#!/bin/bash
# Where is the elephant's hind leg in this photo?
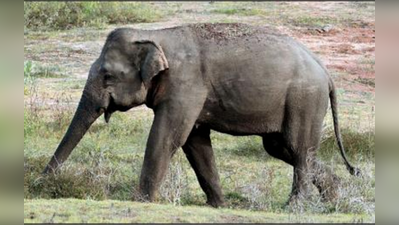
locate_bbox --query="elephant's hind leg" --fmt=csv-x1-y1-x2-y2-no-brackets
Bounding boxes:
262,132,316,206
266,131,341,205
262,133,294,165
262,134,310,205
283,133,319,206
182,126,224,208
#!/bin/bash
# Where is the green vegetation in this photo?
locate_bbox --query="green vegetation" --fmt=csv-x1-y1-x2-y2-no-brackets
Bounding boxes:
289,16,340,27
24,199,370,223
24,61,36,95
24,2,164,31
212,7,268,17
320,129,375,160
24,61,65,95
24,61,64,79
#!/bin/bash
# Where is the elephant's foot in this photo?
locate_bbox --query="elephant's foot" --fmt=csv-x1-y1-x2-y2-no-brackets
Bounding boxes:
285,162,313,211
135,191,156,203
206,198,225,208
284,192,310,212
311,160,341,202
137,182,160,203
286,179,312,211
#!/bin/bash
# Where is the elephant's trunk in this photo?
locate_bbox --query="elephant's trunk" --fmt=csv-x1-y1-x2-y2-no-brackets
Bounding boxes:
43,90,104,174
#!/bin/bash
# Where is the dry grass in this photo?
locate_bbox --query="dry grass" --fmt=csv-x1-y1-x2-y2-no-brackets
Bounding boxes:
24,2,164,31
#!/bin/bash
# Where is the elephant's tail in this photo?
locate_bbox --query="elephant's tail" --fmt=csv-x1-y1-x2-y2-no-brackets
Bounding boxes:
329,80,361,177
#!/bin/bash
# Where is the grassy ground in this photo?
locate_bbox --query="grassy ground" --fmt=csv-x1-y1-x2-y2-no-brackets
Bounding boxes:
24,2,375,223
24,2,164,31
24,199,369,223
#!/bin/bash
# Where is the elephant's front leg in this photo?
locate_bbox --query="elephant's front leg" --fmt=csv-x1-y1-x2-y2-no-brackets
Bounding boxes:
182,126,224,208
138,103,204,202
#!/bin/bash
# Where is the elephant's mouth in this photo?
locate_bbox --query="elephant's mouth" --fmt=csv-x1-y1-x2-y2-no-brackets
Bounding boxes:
104,95,141,123
104,95,117,123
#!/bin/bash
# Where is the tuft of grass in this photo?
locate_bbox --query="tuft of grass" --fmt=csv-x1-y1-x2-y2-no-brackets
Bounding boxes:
225,192,251,208
24,60,64,80
24,2,165,31
24,110,38,145
355,77,375,88
290,16,340,27
211,7,268,16
24,61,36,95
319,129,375,160
24,157,109,200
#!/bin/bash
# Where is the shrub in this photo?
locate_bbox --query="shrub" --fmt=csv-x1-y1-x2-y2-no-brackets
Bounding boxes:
24,2,164,31
24,156,108,200
212,7,267,16
24,61,36,93
319,129,375,160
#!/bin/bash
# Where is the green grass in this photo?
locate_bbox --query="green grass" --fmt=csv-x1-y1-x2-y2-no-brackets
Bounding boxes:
24,2,165,31
209,2,283,18
24,199,370,223
290,16,340,27
24,61,66,96
211,7,268,17
320,129,375,160
24,61,36,95
24,61,64,79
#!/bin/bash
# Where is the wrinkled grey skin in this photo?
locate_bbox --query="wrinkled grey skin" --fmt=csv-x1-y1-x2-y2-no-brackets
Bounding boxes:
43,23,360,207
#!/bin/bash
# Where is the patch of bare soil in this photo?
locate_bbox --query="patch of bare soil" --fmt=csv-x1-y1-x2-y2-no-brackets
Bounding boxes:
292,21,375,93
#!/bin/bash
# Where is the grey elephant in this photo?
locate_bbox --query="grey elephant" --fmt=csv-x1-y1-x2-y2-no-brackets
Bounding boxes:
43,23,359,207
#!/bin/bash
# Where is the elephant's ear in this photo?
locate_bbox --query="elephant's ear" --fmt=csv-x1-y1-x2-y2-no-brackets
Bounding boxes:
134,40,169,89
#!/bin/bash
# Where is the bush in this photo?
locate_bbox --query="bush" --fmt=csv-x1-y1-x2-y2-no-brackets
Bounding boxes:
319,129,375,160
24,110,37,143
24,61,36,87
24,157,108,200
212,8,267,16
24,2,164,31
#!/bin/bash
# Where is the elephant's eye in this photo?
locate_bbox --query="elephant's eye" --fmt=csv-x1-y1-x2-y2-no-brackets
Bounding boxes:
104,74,117,87
104,74,114,81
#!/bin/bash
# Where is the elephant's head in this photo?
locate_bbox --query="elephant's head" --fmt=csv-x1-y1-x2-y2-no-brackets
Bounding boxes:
43,29,169,173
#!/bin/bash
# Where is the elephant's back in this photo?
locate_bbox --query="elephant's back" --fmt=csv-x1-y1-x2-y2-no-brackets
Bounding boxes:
193,23,330,87
188,23,287,42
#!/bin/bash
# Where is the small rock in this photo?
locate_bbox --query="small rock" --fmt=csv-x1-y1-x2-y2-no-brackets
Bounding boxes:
316,24,334,33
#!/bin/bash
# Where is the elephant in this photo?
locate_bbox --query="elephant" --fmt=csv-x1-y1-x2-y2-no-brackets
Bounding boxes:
43,23,360,208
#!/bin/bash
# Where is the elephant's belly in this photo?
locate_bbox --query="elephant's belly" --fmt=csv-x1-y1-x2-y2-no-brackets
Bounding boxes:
197,105,285,136
196,84,288,135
